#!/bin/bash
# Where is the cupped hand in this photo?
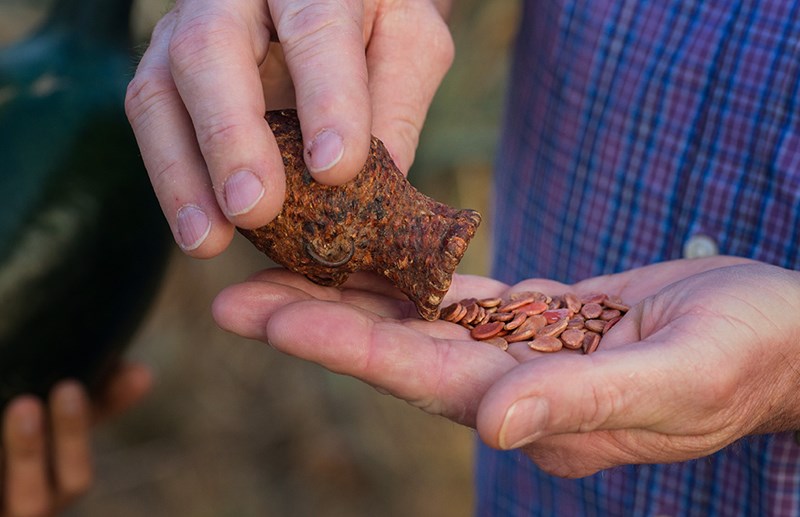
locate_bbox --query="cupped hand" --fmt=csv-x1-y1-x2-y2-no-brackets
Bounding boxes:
477,257,800,477
213,256,800,478
1,364,152,516
214,258,755,424
125,0,454,258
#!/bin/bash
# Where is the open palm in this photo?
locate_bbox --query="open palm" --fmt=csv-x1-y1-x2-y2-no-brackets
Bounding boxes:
213,255,800,477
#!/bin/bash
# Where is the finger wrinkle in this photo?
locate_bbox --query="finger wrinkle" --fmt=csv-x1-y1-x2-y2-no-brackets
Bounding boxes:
580,379,619,433
169,13,245,71
148,156,192,196
278,2,361,48
125,73,180,130
195,110,259,156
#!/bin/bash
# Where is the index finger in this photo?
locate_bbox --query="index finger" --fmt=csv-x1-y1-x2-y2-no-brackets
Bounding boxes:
168,0,287,228
266,300,516,426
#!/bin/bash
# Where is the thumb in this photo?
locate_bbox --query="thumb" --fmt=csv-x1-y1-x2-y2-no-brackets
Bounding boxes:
476,337,695,450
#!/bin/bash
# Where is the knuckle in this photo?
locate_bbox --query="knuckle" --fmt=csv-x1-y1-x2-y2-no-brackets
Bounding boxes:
197,111,248,154
278,2,355,54
424,15,455,70
124,71,177,128
398,0,454,71
168,13,238,75
578,382,621,432
703,364,740,408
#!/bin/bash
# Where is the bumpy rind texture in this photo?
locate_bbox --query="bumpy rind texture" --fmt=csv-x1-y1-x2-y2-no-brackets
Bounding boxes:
239,109,481,320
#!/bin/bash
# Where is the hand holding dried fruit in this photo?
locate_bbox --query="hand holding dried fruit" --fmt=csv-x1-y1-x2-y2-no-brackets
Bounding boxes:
126,0,455,258
240,110,481,321
214,256,800,478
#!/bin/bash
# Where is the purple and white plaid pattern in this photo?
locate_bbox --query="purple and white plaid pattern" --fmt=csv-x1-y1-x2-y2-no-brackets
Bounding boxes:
478,0,800,515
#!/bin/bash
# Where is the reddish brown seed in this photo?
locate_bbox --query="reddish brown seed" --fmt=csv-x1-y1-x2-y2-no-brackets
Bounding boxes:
567,316,585,330
600,309,621,321
542,308,571,324
484,336,509,351
440,302,462,322
448,292,630,356
603,315,622,334
580,302,603,319
471,321,505,340
490,311,515,322
504,311,528,331
582,331,600,354
603,298,630,312
509,291,546,302
564,292,582,313
452,303,468,323
607,294,624,305
581,293,608,305
506,327,537,343
535,292,551,303
537,317,568,338
584,319,606,333
560,328,585,350
516,314,547,335
462,302,481,324
443,303,466,323
478,297,503,308
529,335,563,353
516,301,549,316
498,296,535,313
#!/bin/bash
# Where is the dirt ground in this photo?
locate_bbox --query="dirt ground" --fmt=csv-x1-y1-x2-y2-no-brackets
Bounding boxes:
1,0,518,514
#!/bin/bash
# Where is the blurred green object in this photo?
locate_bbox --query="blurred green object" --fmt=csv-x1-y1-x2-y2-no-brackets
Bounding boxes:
0,0,171,407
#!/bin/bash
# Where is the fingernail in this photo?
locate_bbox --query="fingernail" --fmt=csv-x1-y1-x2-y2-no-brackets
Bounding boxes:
305,128,344,173
224,169,265,216
176,204,211,251
498,398,549,449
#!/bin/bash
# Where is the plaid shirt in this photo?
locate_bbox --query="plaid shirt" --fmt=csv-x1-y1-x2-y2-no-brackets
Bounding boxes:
479,1,800,515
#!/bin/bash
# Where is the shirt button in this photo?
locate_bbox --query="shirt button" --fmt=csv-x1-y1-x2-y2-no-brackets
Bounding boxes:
683,234,718,259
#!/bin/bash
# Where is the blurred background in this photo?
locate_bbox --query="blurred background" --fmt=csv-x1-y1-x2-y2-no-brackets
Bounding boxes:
0,0,518,515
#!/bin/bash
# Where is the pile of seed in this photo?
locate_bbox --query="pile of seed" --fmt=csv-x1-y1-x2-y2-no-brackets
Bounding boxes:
438,291,629,354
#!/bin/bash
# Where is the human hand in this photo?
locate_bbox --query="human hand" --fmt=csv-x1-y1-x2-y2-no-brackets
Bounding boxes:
477,258,800,477
125,0,454,258
1,364,152,516
211,256,800,478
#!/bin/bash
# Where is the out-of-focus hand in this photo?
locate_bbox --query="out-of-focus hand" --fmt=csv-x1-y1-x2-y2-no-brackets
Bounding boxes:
1,364,152,516
125,0,454,258
211,257,800,478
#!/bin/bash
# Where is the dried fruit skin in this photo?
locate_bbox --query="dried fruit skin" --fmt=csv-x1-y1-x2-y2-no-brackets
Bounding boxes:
239,110,481,321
